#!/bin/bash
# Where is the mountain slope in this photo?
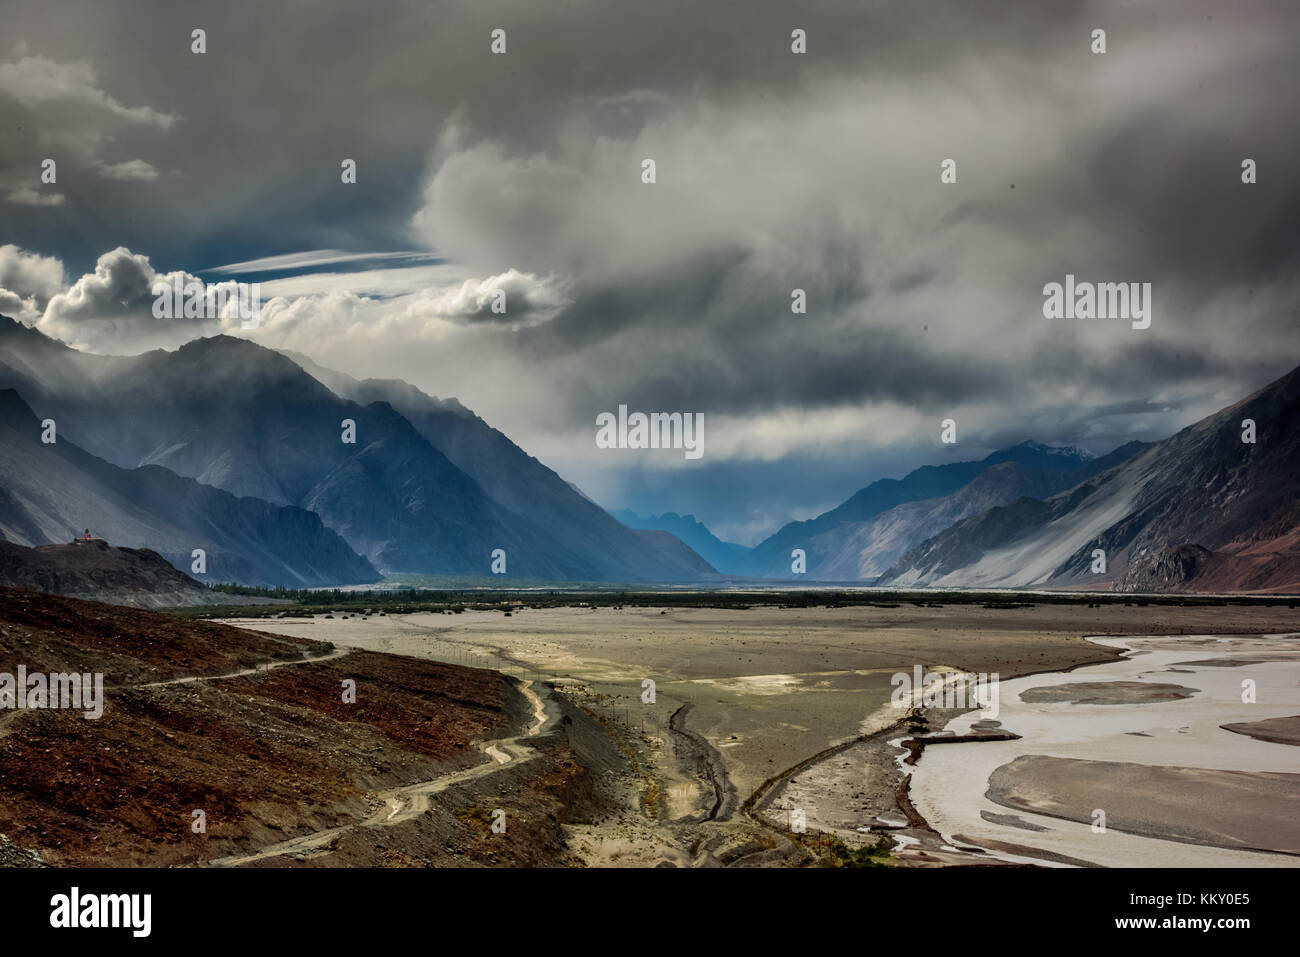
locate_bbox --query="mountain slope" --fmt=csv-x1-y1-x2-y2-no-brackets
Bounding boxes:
284,350,718,581
0,539,259,608
804,442,1150,580
0,319,715,581
806,461,1079,580
737,441,1125,578
878,365,1300,593
0,388,379,587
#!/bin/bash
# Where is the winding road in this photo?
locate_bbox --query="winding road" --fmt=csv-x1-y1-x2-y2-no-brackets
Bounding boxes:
207,677,550,867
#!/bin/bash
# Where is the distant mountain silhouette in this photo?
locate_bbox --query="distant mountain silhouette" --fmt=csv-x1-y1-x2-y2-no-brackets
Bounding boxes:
613,509,750,574
735,440,1144,578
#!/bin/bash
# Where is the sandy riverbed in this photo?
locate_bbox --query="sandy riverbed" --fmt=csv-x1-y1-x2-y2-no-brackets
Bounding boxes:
908,633,1300,867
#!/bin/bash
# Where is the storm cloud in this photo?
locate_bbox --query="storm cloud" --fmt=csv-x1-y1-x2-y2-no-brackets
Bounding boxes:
2,0,1297,542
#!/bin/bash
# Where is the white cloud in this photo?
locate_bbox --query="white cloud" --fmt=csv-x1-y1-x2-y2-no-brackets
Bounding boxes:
402,269,570,324
206,249,437,274
37,247,218,354
0,54,177,189
27,245,570,361
5,187,64,207
254,264,463,300
0,244,65,302
0,288,42,324
0,55,177,128
95,158,160,181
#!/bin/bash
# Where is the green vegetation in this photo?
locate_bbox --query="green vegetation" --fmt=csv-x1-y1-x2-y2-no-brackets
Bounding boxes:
824,833,895,868
454,807,493,827
172,582,1297,620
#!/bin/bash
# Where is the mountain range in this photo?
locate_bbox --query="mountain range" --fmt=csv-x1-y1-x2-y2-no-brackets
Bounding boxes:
613,509,752,575
732,440,1147,579
877,364,1300,593
0,386,377,587
0,317,714,585
1,314,1296,594
285,352,715,581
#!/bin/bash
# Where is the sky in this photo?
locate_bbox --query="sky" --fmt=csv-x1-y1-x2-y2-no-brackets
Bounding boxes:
1,0,1297,545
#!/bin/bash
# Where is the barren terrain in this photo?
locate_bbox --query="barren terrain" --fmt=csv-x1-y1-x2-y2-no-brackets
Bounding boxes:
0,588,601,867
222,599,1300,867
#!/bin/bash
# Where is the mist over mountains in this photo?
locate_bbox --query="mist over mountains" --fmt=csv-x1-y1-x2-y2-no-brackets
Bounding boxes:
1,315,1297,594
285,351,716,582
0,317,714,584
0,385,377,587
613,510,753,575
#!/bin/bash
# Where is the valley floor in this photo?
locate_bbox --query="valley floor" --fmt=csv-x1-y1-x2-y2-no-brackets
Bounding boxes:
5,591,1297,867
218,600,1300,867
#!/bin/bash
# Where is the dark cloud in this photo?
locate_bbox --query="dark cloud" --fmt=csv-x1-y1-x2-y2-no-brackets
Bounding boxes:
2,0,1298,540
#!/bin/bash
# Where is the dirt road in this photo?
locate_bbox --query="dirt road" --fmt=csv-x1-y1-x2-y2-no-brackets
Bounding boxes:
207,678,550,867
